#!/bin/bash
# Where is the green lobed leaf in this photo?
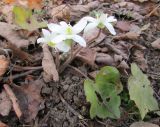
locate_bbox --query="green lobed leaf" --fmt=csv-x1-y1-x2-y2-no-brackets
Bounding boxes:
84,66,122,119
128,63,159,119
95,66,123,99
13,6,47,31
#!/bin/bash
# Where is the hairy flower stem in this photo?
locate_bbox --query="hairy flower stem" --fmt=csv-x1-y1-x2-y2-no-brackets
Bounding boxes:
59,29,102,73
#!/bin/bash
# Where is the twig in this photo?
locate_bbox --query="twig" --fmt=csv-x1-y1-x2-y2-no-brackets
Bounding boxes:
68,65,88,78
11,65,43,71
3,68,42,82
59,29,102,73
59,93,84,119
4,84,22,118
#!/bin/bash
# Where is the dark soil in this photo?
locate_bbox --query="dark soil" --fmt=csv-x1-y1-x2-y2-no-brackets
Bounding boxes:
0,1,160,127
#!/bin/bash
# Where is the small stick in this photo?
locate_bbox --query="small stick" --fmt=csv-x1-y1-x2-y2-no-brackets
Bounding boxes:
4,84,22,118
59,93,84,119
68,65,88,78
3,68,42,82
12,65,43,71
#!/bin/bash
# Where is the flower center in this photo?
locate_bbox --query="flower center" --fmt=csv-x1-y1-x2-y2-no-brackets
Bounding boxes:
65,39,72,46
98,22,105,29
48,42,56,47
66,26,73,35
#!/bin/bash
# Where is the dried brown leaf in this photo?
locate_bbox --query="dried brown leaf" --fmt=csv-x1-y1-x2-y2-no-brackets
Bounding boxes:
50,1,100,21
116,21,131,32
0,55,9,77
4,84,22,119
96,53,115,66
130,122,159,127
9,80,44,122
42,44,59,82
0,121,8,127
0,22,29,48
83,27,106,44
76,47,97,66
114,32,140,41
0,90,12,116
151,38,160,49
133,50,148,71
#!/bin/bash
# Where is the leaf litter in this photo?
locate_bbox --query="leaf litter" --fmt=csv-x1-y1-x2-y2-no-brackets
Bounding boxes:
0,0,159,126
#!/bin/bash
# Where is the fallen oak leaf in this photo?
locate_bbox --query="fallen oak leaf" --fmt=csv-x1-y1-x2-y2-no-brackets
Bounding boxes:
42,44,59,82
0,55,9,77
0,22,29,48
0,90,12,116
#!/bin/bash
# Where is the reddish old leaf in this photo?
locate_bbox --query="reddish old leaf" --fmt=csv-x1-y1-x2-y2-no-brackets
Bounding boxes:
0,90,12,116
0,121,8,127
151,38,160,49
42,44,59,82
0,55,9,77
116,21,131,32
76,47,97,66
0,22,29,48
4,0,42,9
4,0,15,3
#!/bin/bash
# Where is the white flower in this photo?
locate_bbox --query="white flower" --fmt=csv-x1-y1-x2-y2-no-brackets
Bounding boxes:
83,13,117,35
47,19,87,47
37,29,70,52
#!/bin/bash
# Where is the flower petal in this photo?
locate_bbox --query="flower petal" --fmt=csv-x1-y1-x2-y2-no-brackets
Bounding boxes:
99,14,107,23
47,23,62,33
72,35,86,47
83,16,97,22
84,22,97,33
52,35,67,43
73,19,87,34
56,41,70,52
60,21,68,28
37,38,46,44
106,16,117,23
104,22,116,35
42,29,50,37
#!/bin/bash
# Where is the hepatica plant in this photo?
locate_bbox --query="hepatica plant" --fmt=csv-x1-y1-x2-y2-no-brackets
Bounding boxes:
37,12,117,52
84,66,123,119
